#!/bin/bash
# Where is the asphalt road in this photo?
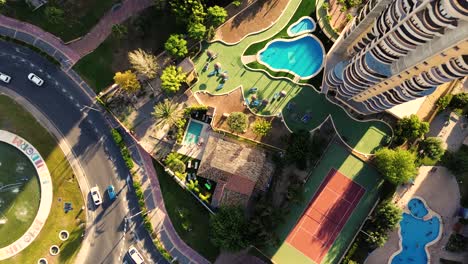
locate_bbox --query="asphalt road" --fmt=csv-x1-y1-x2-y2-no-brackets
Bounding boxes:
0,40,164,264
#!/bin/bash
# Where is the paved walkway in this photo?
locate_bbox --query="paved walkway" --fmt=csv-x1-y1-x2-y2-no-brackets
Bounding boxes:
0,0,154,68
0,14,81,68
69,0,154,57
134,143,210,264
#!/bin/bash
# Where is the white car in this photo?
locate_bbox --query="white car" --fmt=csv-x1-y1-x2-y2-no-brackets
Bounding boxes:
128,246,144,264
90,186,102,206
28,73,44,86
0,72,11,83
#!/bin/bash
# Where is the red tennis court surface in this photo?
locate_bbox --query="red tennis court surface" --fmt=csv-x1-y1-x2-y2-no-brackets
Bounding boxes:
286,168,365,263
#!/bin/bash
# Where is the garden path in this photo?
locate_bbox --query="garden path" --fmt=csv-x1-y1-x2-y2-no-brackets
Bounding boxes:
68,0,154,58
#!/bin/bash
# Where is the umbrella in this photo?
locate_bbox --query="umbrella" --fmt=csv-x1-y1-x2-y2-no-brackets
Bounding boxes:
220,72,228,78
280,90,287,97
214,62,222,69
262,99,269,105
207,50,214,58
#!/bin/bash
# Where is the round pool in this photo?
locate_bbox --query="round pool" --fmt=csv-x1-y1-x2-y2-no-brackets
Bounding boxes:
257,34,325,80
0,142,40,247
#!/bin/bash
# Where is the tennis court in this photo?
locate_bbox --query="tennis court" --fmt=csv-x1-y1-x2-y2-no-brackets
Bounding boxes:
286,168,365,263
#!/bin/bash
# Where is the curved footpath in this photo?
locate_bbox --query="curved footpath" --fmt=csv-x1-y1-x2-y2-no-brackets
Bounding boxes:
0,0,154,68
0,13,209,264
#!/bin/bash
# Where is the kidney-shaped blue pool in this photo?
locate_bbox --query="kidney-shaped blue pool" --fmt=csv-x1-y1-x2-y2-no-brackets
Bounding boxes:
258,35,324,79
288,16,316,36
390,198,441,264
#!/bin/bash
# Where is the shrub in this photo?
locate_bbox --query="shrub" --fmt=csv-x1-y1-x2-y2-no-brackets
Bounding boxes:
44,6,64,24
437,95,452,110
165,153,186,173
450,93,468,109
322,2,329,10
111,129,123,145
285,130,313,170
210,206,250,251
160,66,187,93
419,137,444,160
395,114,429,142
207,6,228,27
446,234,467,252
232,0,242,7
227,112,248,133
346,13,354,21
111,24,128,40
374,148,418,185
154,238,173,261
164,34,188,58
252,119,272,137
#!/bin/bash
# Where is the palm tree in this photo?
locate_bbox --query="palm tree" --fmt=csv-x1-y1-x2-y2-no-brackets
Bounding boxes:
152,99,183,128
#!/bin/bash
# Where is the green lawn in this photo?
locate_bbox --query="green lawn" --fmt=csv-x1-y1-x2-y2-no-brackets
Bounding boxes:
191,0,391,154
0,143,40,247
3,0,118,42
269,143,383,264
0,95,85,264
152,160,220,262
74,39,115,93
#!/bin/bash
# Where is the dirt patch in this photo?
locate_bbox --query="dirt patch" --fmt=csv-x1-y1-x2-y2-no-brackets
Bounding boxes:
215,0,290,44
194,88,290,149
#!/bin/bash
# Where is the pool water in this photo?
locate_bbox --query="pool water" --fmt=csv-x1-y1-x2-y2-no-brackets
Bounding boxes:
390,198,440,264
288,17,316,36
258,35,325,79
183,120,203,145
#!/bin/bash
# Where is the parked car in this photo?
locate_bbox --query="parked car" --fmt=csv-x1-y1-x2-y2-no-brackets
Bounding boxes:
128,246,144,264
28,73,44,86
0,72,11,83
107,185,116,201
90,186,102,206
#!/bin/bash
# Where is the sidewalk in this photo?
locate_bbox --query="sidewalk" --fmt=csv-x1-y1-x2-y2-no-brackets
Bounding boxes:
0,14,81,68
0,0,154,68
123,135,210,264
69,0,154,58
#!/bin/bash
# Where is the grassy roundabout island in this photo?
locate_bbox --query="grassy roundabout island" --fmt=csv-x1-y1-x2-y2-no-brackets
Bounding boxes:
0,142,40,247
0,95,85,264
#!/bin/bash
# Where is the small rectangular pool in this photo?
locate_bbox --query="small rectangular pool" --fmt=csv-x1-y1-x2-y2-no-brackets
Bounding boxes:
183,119,203,145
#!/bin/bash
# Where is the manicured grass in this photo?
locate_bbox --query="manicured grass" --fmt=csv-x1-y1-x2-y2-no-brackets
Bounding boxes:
192,0,391,154
74,39,115,93
0,143,40,247
270,143,383,264
3,0,118,42
152,160,220,261
0,95,85,264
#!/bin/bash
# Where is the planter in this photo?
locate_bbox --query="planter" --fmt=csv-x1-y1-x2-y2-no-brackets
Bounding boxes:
38,258,48,264
49,245,60,256
59,230,69,241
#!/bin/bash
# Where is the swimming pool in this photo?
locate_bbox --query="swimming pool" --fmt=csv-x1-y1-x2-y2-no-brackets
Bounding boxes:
288,16,316,36
257,35,325,79
183,120,203,145
390,198,441,264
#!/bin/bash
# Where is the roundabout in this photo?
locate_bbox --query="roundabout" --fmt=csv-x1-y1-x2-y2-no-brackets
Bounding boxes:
0,130,53,260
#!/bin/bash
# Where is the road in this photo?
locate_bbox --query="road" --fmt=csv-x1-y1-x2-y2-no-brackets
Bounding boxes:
0,40,164,264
